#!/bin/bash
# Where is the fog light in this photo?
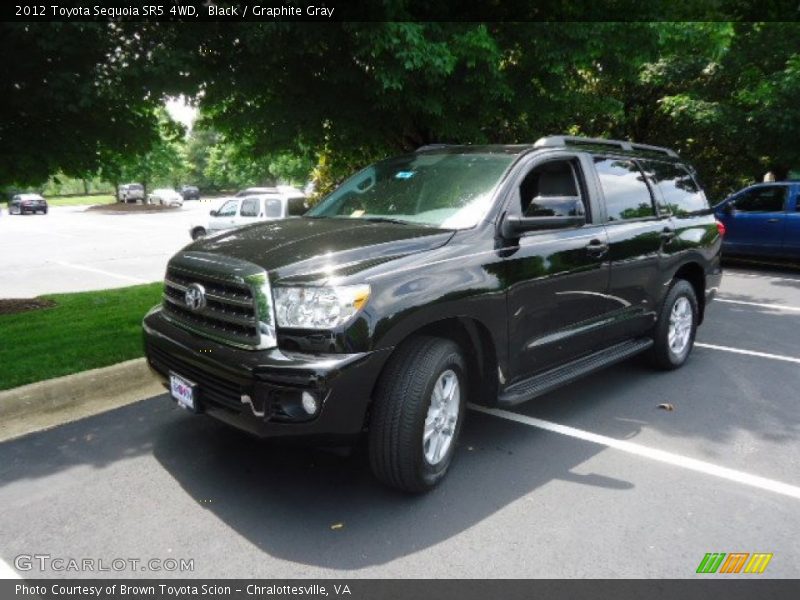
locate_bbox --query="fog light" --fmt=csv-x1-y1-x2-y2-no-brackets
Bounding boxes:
301,391,319,415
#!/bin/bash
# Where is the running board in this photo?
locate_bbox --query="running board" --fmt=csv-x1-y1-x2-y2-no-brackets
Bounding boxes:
498,338,654,407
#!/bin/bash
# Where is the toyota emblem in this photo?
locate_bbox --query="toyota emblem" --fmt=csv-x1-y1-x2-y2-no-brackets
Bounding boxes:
184,283,206,312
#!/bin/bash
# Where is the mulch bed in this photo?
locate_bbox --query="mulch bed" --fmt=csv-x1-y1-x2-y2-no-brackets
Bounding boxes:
87,203,179,213
0,298,57,316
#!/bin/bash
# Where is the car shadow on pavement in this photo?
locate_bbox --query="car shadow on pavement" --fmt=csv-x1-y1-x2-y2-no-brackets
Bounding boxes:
147,395,633,570
0,386,637,572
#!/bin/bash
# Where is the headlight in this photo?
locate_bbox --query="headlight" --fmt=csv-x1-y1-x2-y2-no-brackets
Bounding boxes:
273,284,370,329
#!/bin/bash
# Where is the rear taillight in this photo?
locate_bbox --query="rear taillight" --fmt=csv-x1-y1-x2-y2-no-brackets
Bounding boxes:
716,220,726,237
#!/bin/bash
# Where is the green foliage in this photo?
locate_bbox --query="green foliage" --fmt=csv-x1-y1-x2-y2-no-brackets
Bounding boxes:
40,174,114,197
0,22,166,187
3,21,799,203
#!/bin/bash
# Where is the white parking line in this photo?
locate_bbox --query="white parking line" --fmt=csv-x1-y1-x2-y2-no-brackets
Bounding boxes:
0,557,19,579
54,261,150,284
725,270,800,284
695,342,800,365
468,404,800,501
716,298,800,312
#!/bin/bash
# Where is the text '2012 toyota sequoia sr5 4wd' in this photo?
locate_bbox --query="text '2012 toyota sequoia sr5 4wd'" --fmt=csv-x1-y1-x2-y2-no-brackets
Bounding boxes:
143,136,723,492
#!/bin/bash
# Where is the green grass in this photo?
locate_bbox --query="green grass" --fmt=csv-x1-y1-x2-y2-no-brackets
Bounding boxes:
0,283,163,391
46,194,116,206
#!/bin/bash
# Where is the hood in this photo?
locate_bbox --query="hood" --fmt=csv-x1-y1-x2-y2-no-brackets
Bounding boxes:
184,217,455,282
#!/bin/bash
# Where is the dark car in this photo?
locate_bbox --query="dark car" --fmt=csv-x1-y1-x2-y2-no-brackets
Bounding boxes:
714,182,800,259
8,193,48,215
179,185,200,201
143,136,723,492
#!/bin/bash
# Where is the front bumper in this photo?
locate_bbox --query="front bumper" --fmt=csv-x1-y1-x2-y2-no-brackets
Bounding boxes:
143,307,392,443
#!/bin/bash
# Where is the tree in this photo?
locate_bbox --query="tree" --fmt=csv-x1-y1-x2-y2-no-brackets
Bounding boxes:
97,111,187,197
3,19,799,203
0,22,176,187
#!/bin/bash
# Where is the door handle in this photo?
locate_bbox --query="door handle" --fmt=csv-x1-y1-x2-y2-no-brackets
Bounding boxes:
766,218,780,223
586,239,609,258
660,228,676,242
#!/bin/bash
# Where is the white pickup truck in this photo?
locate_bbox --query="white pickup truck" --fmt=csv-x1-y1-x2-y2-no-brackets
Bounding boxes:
118,183,145,203
189,187,308,239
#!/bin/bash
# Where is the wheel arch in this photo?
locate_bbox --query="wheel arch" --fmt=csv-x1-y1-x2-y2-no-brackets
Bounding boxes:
370,316,500,412
672,261,706,323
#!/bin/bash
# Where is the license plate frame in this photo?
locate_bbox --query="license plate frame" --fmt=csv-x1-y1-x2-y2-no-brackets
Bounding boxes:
169,371,198,412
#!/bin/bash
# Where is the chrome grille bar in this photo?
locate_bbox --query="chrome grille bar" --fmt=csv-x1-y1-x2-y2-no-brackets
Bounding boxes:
160,251,277,350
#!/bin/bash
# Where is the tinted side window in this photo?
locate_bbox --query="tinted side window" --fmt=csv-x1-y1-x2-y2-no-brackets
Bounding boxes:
594,158,655,221
643,161,708,216
287,196,308,216
240,198,259,217
518,159,586,219
735,187,787,213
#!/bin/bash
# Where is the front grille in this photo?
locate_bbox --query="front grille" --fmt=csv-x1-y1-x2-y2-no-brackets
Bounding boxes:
162,263,260,348
147,344,243,412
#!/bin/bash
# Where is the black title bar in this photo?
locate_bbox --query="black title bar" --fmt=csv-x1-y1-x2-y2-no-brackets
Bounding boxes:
4,0,800,22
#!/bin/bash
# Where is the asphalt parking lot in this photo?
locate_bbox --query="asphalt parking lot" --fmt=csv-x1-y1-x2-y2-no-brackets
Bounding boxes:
0,202,215,298
1,265,798,579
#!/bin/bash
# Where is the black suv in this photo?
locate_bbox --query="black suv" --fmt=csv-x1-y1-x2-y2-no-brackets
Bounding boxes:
143,136,723,492
179,185,201,201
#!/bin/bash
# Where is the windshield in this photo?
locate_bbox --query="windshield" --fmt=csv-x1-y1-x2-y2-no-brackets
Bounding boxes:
308,152,515,229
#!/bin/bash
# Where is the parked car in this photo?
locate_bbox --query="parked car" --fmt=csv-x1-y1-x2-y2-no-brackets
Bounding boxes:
118,183,145,203
144,136,723,492
714,182,800,259
148,188,184,207
179,185,200,201
189,191,309,240
8,193,48,215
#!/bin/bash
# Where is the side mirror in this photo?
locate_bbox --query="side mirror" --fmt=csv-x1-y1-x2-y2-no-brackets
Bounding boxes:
502,214,585,237
209,209,218,217
723,203,734,215
501,197,586,237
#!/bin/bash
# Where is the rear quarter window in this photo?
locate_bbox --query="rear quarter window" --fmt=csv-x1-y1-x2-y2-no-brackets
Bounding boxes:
642,161,708,216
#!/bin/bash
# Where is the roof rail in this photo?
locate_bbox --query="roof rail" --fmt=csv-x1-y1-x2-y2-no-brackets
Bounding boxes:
533,135,678,158
415,144,454,152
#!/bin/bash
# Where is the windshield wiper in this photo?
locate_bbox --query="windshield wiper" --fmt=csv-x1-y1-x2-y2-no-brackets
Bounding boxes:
361,216,420,226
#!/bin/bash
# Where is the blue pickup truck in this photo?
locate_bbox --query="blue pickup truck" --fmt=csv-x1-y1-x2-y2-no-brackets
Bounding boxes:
714,182,800,259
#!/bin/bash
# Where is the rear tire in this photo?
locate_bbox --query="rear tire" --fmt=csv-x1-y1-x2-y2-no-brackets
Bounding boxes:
648,279,698,370
368,336,467,493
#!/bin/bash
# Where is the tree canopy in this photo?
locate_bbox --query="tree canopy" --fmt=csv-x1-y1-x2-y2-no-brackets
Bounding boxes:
2,21,799,201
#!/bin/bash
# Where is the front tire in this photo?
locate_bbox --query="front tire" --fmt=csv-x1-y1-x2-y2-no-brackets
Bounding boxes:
368,336,467,493
191,227,206,240
649,279,699,370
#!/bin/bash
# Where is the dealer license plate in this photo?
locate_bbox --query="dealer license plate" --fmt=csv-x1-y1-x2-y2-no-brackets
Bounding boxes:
170,372,196,411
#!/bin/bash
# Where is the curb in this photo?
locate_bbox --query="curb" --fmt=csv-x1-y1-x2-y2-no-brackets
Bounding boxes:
0,358,165,442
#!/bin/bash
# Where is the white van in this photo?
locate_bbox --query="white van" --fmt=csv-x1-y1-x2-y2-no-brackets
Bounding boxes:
189,193,309,240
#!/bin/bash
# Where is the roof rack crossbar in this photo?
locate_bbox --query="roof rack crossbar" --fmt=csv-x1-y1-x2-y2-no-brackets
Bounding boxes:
533,135,678,158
